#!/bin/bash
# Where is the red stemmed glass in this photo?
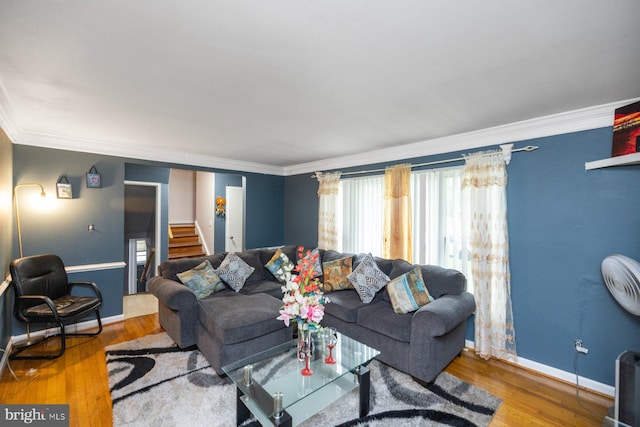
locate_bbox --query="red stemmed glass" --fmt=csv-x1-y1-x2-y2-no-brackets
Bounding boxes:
325,327,337,365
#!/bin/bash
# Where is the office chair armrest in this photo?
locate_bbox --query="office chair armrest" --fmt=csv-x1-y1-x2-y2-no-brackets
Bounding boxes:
68,281,103,302
17,295,60,319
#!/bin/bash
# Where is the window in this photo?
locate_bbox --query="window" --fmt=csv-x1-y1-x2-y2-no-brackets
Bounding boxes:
338,175,384,255
336,166,473,292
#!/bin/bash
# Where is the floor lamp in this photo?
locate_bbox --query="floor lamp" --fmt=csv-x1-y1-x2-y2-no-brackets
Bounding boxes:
14,183,46,258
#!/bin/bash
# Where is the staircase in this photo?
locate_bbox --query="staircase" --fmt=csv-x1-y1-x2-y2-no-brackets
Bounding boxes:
168,223,206,260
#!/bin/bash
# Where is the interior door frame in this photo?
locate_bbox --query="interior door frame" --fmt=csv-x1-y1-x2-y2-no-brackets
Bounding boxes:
124,180,161,289
225,184,245,252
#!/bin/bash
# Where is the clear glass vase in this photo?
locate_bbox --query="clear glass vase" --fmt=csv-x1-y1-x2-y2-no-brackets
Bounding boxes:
297,322,314,376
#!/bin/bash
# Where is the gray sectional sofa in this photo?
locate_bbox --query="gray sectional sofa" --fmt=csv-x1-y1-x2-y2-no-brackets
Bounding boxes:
147,245,475,383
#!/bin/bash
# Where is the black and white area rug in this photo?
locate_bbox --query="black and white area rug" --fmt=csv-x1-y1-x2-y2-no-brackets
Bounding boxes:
106,333,501,426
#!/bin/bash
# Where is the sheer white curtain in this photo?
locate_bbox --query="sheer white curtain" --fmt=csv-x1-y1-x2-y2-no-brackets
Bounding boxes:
340,175,383,255
462,151,516,361
317,172,342,250
411,167,472,290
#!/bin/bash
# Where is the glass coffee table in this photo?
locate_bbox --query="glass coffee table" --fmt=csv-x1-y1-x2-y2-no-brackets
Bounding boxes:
222,331,380,426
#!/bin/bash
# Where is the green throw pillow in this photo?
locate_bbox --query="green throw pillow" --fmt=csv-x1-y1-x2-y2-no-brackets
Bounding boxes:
176,260,225,299
265,248,294,282
322,256,353,292
387,267,434,314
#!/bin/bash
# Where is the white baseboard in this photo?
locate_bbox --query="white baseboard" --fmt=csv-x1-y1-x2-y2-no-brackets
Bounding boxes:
465,339,614,397
9,314,125,346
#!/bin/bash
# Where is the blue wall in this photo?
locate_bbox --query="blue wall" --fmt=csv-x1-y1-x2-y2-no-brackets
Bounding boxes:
7,145,286,337
283,127,640,386
245,172,286,249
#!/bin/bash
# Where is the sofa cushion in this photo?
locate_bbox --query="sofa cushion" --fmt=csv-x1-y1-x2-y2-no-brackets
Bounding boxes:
197,293,285,345
357,301,412,343
388,259,415,279
239,279,283,298
176,260,226,299
348,253,390,303
322,256,353,292
388,260,466,299
386,267,433,314
373,257,394,276
216,253,255,292
159,253,226,282
265,248,294,283
323,290,367,323
234,249,267,282
418,265,467,298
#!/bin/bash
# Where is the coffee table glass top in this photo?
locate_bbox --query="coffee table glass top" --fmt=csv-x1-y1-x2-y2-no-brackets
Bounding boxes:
222,330,379,425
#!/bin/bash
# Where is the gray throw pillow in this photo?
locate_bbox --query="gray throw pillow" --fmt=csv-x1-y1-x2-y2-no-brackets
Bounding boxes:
347,253,390,303
216,252,255,292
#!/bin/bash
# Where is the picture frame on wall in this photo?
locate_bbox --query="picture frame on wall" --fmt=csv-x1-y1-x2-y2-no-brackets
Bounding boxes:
612,100,640,157
56,176,72,199
86,165,101,188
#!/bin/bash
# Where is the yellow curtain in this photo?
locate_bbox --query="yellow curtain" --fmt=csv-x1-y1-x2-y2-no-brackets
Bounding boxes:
382,164,412,261
317,171,342,250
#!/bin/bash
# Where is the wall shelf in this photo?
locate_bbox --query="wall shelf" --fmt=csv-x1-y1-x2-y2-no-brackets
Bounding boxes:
585,152,640,170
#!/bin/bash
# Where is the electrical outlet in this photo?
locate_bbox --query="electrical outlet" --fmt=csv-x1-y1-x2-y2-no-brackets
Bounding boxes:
574,339,589,354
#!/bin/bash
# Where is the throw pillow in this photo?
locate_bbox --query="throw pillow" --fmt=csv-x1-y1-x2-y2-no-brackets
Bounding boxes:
347,253,390,303
386,267,434,314
176,260,225,299
216,252,255,292
265,248,294,282
298,248,322,278
322,256,354,292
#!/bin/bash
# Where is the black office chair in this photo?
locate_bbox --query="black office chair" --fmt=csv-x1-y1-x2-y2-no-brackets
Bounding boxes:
10,254,103,359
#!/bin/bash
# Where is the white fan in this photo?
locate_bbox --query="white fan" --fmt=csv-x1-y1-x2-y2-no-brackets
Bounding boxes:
601,254,640,316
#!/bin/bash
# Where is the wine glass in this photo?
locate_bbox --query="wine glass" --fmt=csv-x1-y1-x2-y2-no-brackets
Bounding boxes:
325,327,337,364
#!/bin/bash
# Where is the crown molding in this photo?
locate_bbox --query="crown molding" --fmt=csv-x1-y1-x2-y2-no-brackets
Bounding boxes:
283,98,640,176
10,129,285,176
0,78,18,140
3,97,639,177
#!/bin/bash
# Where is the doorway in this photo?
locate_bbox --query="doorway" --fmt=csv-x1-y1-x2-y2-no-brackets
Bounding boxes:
225,185,244,252
124,181,161,295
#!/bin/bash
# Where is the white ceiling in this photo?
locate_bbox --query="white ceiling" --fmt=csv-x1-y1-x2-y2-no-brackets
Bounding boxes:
1,1,639,175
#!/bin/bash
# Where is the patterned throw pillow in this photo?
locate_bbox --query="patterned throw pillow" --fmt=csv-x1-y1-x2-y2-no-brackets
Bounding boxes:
176,260,226,299
386,267,434,314
298,248,322,278
322,257,353,292
265,248,294,282
347,253,390,303
216,253,255,292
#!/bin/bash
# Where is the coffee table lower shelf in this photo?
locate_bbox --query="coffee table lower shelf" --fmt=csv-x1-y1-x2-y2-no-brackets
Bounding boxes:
236,365,371,427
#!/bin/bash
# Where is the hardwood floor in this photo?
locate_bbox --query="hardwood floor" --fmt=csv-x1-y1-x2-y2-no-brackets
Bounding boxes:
0,313,613,426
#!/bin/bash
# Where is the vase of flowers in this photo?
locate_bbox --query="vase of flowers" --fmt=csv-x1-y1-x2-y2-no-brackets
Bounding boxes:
276,247,329,376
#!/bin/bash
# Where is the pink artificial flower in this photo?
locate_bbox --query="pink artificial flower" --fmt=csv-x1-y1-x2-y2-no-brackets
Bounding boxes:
276,310,292,327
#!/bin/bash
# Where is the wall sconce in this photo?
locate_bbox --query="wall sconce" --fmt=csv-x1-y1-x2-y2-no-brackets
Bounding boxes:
215,196,226,217
14,183,47,258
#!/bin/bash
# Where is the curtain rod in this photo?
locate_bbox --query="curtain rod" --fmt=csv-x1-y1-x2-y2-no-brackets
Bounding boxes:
312,144,539,178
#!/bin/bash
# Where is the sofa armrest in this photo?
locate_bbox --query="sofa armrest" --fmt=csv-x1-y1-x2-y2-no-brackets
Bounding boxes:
411,292,475,338
147,276,196,311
